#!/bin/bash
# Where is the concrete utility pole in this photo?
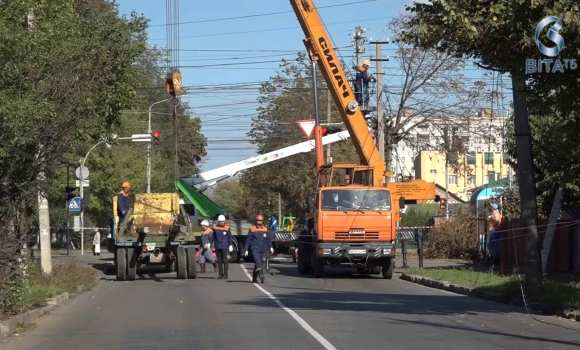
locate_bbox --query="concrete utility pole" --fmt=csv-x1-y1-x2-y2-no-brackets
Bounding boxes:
370,40,390,170
147,99,168,193
28,8,51,274
353,26,365,66
278,192,282,225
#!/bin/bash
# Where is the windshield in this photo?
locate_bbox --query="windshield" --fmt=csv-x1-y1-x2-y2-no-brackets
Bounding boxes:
320,189,391,211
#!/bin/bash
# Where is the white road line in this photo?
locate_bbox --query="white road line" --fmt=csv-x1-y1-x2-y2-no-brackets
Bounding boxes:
239,264,338,350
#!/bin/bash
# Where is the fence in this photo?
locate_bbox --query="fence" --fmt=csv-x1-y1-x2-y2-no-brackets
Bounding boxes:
498,218,580,276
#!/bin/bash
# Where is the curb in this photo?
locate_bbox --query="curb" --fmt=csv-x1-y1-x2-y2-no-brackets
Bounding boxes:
0,292,69,340
400,273,580,322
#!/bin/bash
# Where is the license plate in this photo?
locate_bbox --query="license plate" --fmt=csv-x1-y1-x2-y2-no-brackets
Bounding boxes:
145,243,156,251
349,249,366,254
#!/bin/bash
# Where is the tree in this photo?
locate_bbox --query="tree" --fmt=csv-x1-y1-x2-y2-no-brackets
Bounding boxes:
0,0,150,308
399,0,580,296
241,52,360,219
379,15,495,179
209,178,247,219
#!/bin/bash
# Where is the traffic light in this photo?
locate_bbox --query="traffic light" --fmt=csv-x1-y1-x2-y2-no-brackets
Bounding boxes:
321,126,342,136
152,130,160,149
439,198,447,210
65,186,76,200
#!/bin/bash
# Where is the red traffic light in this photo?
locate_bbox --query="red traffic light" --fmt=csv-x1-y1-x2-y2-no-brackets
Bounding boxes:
439,198,447,209
321,128,327,135
153,131,160,138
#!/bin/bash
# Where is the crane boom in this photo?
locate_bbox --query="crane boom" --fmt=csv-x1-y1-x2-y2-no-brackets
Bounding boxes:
290,0,387,186
183,129,356,190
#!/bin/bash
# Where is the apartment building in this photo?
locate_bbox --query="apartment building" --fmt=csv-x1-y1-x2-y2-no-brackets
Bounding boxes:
414,150,511,201
390,108,509,183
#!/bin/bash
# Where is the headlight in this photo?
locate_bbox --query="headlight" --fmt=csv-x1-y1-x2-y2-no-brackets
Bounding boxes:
318,248,332,255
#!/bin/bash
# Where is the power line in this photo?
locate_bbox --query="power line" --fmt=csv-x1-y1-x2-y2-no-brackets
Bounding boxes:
148,0,378,27
149,16,394,40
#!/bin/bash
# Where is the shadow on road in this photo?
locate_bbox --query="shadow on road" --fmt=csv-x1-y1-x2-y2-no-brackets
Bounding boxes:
228,283,580,347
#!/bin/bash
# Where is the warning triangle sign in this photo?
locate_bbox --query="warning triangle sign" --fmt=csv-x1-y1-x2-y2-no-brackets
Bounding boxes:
297,119,316,139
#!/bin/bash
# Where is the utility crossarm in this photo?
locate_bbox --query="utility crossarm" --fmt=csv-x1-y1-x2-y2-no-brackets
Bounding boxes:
182,129,358,191
289,0,389,186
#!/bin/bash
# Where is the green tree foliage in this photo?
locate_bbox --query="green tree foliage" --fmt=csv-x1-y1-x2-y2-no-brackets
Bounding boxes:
208,178,246,219
401,0,580,114
239,53,360,219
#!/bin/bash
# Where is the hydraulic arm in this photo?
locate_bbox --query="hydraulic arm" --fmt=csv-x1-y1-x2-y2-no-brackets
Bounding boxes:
290,0,388,186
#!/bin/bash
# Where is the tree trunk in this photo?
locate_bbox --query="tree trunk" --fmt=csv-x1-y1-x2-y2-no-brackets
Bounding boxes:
511,72,542,297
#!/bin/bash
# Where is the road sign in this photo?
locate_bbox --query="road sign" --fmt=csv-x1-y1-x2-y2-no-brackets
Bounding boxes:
73,216,80,232
75,179,89,187
75,166,90,179
297,119,316,139
68,197,81,212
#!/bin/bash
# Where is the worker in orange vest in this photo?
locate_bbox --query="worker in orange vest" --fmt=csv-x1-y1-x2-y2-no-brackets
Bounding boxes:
487,203,502,263
243,215,273,283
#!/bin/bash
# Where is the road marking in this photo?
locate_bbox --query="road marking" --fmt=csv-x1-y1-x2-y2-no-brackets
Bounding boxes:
239,264,338,350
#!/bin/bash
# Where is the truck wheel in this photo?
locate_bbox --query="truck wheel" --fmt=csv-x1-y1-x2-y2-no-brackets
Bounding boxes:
186,247,197,279
370,267,381,275
312,253,325,278
115,248,126,281
176,246,187,279
382,258,393,279
126,248,137,281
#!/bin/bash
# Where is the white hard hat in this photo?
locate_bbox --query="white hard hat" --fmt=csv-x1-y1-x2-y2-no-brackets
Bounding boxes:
363,60,370,66
217,215,226,221
200,220,209,226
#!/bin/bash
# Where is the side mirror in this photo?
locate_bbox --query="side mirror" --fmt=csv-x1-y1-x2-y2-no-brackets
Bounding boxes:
399,196,406,209
434,195,441,202
306,194,313,212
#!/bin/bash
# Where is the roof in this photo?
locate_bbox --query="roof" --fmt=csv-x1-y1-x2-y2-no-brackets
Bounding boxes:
175,179,226,218
434,184,465,203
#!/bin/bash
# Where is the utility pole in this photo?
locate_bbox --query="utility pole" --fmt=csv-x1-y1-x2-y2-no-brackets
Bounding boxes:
326,90,332,163
278,192,282,225
371,40,390,182
353,26,365,67
29,8,51,273
443,127,450,220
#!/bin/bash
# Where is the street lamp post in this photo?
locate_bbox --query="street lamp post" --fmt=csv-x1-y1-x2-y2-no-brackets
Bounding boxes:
147,99,168,193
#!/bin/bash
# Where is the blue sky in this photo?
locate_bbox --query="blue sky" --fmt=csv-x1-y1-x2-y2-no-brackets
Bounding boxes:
117,0,506,174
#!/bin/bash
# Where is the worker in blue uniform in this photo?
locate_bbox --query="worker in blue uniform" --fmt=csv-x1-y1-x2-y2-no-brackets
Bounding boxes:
243,214,274,283
117,181,131,234
198,220,217,273
211,215,233,280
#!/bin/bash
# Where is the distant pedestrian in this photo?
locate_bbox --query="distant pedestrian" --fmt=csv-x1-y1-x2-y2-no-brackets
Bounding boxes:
198,220,217,273
212,215,233,280
93,229,101,256
243,214,273,283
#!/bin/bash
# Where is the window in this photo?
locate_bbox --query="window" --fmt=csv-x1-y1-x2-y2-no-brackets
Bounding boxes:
320,189,391,211
467,175,475,185
401,157,405,163
484,152,494,164
467,152,476,164
430,169,437,175
487,171,496,184
503,152,510,164
477,147,482,152
448,175,457,185
417,134,430,150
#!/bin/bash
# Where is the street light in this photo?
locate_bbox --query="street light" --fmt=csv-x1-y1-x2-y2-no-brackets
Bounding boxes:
148,99,169,193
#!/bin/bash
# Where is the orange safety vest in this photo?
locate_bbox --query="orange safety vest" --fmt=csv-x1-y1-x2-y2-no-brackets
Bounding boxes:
488,209,502,231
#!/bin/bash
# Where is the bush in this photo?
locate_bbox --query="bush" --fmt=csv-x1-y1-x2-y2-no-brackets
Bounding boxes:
1,261,97,317
425,210,481,261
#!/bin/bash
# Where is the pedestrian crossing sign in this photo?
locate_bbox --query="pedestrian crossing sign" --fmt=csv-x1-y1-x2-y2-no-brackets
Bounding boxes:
68,197,81,212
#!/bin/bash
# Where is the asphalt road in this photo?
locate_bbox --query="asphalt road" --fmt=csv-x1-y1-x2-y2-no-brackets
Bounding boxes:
2,258,580,350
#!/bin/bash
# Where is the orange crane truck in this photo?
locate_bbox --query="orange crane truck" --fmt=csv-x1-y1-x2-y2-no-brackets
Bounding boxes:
290,0,439,278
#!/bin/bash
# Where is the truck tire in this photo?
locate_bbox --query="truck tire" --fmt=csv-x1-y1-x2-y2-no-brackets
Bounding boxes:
312,252,325,278
370,266,381,275
126,248,137,281
186,247,197,279
115,248,126,281
382,258,393,279
176,246,187,279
